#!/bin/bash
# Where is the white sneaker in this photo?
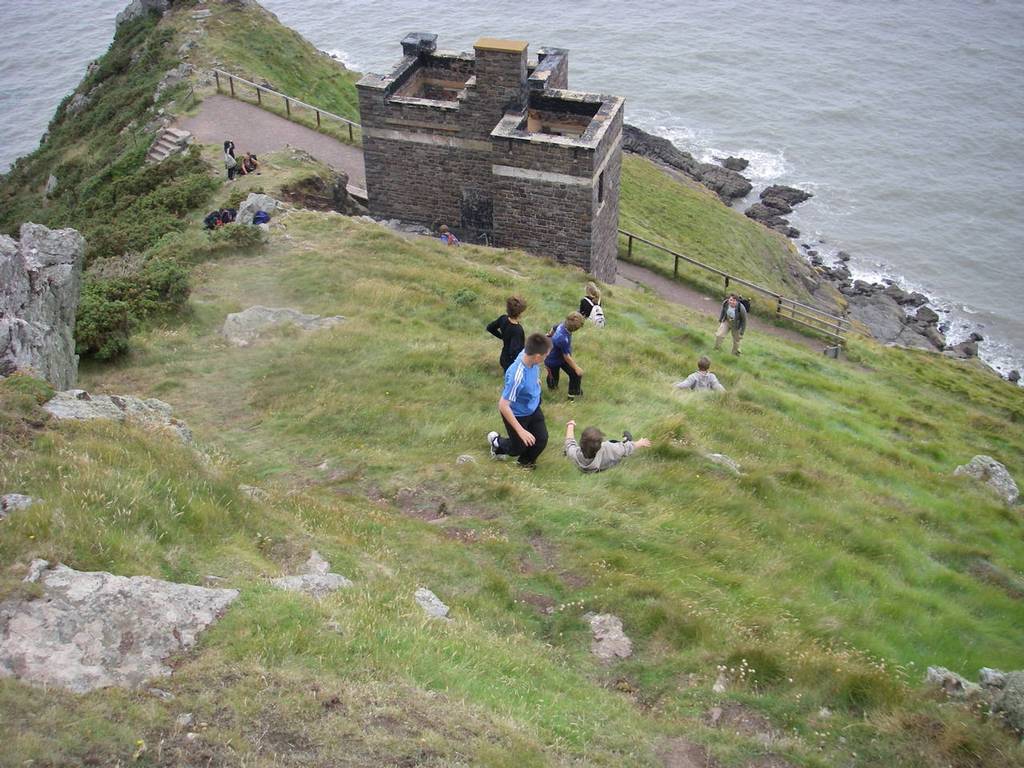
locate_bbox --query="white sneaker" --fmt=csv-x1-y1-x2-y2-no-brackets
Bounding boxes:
487,431,507,460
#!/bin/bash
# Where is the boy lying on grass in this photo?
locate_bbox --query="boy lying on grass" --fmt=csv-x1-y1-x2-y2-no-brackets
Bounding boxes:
563,420,651,473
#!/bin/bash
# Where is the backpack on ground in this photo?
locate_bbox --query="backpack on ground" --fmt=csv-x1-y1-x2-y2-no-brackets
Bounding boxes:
203,210,222,230
739,297,751,314
252,210,271,225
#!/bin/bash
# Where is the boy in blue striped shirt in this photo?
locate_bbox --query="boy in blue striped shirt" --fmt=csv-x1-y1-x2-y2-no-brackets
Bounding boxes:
487,333,552,469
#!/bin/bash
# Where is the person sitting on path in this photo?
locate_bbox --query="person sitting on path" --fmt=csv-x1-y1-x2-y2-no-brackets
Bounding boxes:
545,311,585,400
488,333,552,469
675,356,726,392
486,295,527,372
563,420,651,473
223,140,237,181
438,224,460,246
715,293,747,356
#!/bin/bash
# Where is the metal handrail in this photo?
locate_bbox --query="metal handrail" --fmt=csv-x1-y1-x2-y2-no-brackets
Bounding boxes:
619,228,848,344
213,68,361,141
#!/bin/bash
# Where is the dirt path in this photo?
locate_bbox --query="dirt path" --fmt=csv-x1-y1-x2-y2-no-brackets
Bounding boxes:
177,95,823,353
616,261,824,352
177,95,366,190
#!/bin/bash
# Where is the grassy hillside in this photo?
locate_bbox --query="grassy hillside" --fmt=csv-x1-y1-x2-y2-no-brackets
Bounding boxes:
2,205,1022,765
618,155,826,308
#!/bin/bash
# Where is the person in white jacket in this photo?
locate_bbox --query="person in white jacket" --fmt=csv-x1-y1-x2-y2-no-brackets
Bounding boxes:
674,356,726,392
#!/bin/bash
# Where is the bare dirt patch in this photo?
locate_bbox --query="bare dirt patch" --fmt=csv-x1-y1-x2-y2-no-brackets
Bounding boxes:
703,702,779,746
392,485,495,522
516,591,556,614
658,737,719,768
518,534,591,589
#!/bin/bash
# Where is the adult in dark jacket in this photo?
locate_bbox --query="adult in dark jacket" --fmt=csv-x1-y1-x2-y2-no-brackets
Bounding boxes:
715,294,747,355
486,296,527,371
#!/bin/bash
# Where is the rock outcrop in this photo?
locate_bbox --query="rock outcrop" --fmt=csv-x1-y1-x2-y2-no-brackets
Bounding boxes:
116,0,172,27
0,559,238,693
414,587,450,620
270,550,353,598
0,223,86,390
221,306,345,346
622,124,752,202
745,185,813,238
43,389,193,445
586,613,633,661
0,494,36,519
237,192,284,226
954,455,1020,506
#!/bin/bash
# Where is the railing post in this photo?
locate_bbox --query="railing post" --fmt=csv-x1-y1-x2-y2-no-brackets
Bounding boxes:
628,234,633,260
214,70,220,92
285,97,290,118
256,87,261,105
724,275,730,290
316,109,321,128
229,75,235,98
777,296,783,316
349,123,354,142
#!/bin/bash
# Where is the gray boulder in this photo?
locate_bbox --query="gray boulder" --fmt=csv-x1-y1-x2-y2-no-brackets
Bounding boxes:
237,193,284,226
954,455,1020,505
980,667,1007,689
43,389,193,445
0,223,86,389
0,559,238,693
586,613,633,661
993,671,1024,734
924,666,982,700
221,306,345,347
44,175,58,197
0,494,35,519
414,587,450,620
705,453,741,475
270,550,353,598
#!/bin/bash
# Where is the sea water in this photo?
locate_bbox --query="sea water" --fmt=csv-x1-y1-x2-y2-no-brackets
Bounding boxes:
2,0,1023,378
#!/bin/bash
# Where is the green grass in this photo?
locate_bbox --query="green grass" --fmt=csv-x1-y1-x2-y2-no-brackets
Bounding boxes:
3,207,1020,766
618,154,833,311
178,1,361,124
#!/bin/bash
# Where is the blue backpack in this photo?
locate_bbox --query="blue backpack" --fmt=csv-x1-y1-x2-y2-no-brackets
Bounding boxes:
252,211,271,225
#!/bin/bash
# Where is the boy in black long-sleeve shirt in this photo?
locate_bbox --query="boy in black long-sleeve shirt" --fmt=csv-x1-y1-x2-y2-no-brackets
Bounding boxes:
486,296,527,371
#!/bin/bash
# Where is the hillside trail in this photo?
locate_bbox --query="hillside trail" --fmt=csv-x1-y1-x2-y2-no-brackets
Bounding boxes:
179,94,824,353
177,94,367,190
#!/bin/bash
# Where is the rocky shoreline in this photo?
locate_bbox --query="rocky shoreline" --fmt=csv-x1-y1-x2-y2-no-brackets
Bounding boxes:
622,124,1019,381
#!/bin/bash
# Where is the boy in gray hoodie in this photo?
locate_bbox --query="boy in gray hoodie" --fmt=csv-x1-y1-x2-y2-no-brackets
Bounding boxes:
563,420,651,473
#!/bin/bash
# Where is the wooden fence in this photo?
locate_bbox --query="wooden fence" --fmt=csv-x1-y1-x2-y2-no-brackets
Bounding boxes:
213,69,361,143
620,229,849,345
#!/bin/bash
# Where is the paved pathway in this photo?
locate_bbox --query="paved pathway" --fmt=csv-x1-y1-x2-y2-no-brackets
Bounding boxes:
178,94,825,353
616,261,824,352
177,95,366,190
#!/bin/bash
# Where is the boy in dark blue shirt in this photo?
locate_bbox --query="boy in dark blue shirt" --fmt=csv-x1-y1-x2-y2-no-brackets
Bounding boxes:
488,333,552,469
545,311,585,400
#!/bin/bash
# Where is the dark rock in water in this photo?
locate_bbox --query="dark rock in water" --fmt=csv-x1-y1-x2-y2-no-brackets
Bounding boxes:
837,251,852,262
852,279,876,295
923,325,946,350
784,226,800,238
810,254,823,267
760,184,813,206
721,156,749,171
947,340,979,358
968,332,984,342
760,196,793,215
806,249,818,257
903,292,929,307
744,203,778,223
883,285,911,303
1008,370,1021,383
915,306,940,325
622,124,752,201
694,163,753,201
